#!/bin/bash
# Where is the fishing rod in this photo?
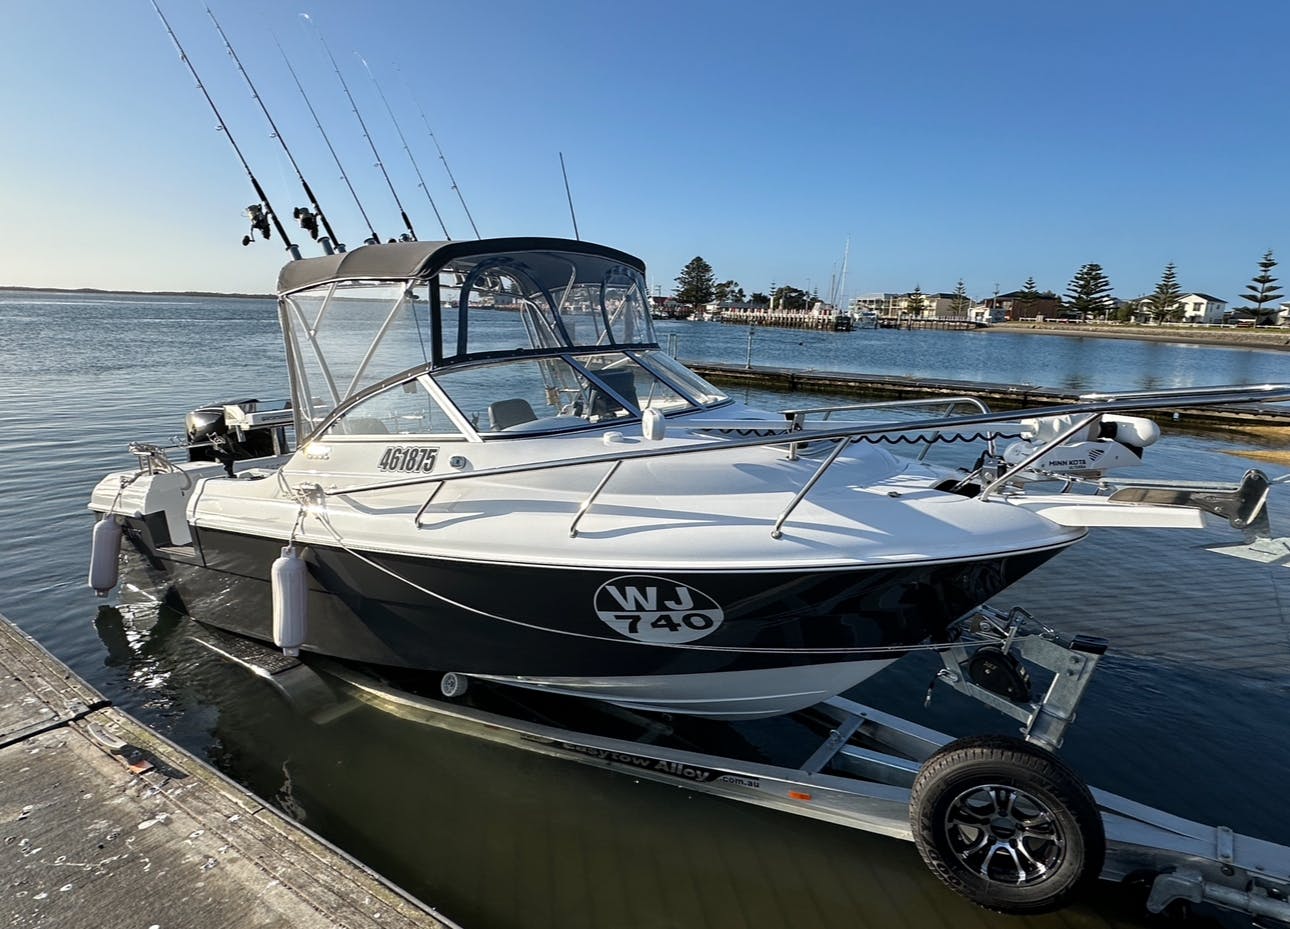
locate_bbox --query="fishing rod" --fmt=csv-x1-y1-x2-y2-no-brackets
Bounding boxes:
205,7,342,255
273,36,380,246
358,56,449,240
559,152,580,240
397,65,481,239
302,13,416,242
150,0,299,258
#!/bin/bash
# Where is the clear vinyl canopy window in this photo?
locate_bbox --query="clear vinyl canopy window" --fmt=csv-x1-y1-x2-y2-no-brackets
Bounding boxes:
280,249,659,435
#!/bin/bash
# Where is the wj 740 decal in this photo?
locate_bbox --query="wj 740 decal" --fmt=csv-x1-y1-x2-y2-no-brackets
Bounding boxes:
593,575,725,643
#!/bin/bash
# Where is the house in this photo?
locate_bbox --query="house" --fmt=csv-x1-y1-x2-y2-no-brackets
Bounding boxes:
854,291,992,320
851,293,902,315
650,295,689,319
970,302,1006,324
1228,302,1290,326
923,293,966,318
1124,296,1154,324
1175,293,1227,324
993,290,1064,321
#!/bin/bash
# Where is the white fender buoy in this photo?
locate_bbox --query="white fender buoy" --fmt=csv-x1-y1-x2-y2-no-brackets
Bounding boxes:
88,517,123,597
271,545,308,657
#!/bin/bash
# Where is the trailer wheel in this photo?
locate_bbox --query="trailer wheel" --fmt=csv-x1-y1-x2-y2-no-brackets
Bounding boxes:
909,735,1104,914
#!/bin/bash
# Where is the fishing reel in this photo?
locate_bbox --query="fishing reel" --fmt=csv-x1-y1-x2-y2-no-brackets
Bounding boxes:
242,203,272,246
293,206,320,240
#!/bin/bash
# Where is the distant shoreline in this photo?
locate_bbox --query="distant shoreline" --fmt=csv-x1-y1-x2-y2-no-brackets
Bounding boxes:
0,284,272,300
988,321,1290,353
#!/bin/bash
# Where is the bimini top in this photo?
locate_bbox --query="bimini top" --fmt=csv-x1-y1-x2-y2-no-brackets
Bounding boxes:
276,236,645,294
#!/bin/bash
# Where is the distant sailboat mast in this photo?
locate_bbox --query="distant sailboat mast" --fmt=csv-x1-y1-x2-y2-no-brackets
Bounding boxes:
838,236,851,313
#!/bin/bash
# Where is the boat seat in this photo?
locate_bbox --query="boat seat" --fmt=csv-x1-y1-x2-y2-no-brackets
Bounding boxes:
589,369,639,417
338,417,389,435
488,398,538,431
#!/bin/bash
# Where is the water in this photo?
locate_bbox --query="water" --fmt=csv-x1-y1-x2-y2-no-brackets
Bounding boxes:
2,288,1289,929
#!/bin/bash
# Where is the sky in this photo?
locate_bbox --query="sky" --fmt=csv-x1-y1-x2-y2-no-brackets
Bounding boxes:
2,0,1288,304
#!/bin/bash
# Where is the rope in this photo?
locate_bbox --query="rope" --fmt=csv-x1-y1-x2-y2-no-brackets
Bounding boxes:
697,428,1019,445
860,431,1019,446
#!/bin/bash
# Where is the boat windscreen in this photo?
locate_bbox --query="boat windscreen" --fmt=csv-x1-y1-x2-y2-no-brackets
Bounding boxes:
429,351,697,437
635,350,730,406
439,250,655,359
279,249,656,435
281,280,434,433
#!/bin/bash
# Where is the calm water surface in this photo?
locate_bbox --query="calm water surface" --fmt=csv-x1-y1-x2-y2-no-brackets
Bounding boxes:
2,289,1288,929
659,317,1289,394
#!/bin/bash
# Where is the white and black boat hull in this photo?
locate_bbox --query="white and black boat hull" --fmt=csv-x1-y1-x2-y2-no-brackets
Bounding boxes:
120,518,1071,717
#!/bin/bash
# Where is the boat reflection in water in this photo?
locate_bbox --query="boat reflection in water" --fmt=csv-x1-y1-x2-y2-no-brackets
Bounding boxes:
90,568,1290,929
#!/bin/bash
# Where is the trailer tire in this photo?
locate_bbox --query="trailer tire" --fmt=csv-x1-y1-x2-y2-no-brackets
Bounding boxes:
909,735,1104,915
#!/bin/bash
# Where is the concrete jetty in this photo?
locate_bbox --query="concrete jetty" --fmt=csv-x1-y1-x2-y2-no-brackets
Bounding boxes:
0,613,453,929
687,362,1290,432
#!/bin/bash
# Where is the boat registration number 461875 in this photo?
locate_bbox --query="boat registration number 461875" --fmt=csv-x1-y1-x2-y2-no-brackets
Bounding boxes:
377,446,438,473
594,576,725,643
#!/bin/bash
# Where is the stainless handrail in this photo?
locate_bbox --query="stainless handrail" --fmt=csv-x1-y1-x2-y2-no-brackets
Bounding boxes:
781,396,993,419
335,381,1290,498
327,382,1290,538
411,481,445,527
1078,383,1289,402
568,461,622,538
334,382,1290,498
781,396,996,463
770,435,853,539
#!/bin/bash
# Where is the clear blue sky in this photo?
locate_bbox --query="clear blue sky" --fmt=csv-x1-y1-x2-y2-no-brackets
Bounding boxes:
2,1,1287,303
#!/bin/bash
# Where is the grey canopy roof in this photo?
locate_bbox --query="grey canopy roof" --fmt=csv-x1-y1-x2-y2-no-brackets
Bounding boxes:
276,236,646,295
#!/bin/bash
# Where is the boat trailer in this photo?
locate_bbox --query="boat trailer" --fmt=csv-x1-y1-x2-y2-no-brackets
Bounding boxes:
194,608,1290,925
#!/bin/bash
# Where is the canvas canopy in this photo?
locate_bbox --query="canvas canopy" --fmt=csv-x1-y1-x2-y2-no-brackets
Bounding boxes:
276,236,645,294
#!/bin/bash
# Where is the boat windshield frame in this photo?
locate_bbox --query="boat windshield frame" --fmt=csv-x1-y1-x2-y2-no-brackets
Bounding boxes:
277,239,662,437
305,346,733,444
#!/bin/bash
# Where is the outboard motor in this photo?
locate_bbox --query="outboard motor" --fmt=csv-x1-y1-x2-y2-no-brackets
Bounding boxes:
186,399,286,475
1003,413,1160,478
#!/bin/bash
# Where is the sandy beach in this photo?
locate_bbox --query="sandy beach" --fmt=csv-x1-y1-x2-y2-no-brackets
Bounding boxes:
988,321,1290,352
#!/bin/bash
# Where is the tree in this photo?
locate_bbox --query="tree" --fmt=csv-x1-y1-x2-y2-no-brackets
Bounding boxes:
949,279,971,317
674,257,716,307
905,285,927,316
1016,276,1040,316
1242,249,1283,325
1064,263,1114,321
748,291,770,306
772,285,809,311
1147,262,1182,322
713,279,745,303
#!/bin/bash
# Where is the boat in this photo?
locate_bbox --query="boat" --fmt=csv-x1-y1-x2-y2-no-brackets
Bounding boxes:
855,309,880,329
87,236,1290,718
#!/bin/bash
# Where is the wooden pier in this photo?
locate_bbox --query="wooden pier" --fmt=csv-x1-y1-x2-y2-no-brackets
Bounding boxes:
686,362,1290,433
0,613,451,929
877,317,984,331
718,309,853,331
